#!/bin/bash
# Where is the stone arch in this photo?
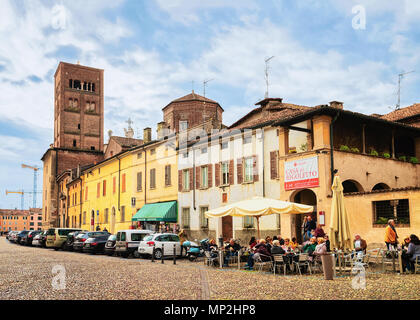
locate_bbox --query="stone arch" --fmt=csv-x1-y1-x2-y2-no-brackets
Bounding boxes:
342,179,364,193
372,183,390,191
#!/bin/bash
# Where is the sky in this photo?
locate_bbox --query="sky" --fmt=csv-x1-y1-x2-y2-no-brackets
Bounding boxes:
1,0,420,209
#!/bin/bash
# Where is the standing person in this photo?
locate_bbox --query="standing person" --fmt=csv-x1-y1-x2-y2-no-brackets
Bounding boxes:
302,216,308,241
384,219,398,251
178,229,187,257
324,235,331,252
304,216,316,241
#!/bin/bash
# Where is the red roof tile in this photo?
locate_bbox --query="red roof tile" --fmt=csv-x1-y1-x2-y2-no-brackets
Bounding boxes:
381,103,420,121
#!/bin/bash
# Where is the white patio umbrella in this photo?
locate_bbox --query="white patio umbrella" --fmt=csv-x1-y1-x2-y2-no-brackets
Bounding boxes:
205,196,314,239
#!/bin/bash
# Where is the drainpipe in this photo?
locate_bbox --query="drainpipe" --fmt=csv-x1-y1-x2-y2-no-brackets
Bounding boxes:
144,148,147,205
330,110,340,185
193,147,196,211
117,156,121,212
261,128,265,197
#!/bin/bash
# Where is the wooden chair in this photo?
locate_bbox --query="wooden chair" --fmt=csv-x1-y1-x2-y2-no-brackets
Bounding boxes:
272,255,286,275
293,253,312,275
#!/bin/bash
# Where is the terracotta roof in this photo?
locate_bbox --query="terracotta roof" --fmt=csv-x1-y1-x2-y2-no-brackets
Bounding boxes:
381,103,420,121
163,91,223,110
229,101,311,129
0,209,30,216
111,136,143,148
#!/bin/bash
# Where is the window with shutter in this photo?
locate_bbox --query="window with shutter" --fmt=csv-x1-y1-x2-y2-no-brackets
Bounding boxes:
253,155,259,182
189,168,193,190
208,164,212,188
237,158,243,184
97,183,100,198
122,173,126,193
137,172,142,191
200,166,208,188
150,168,156,189
178,170,183,191
103,180,106,196
113,176,116,194
215,163,220,186
229,160,234,185
196,166,201,189
221,162,229,185
244,157,253,182
165,165,171,186
270,151,278,179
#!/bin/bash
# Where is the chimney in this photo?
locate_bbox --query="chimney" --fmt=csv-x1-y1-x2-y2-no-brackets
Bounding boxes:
144,127,152,143
329,101,344,110
157,121,167,140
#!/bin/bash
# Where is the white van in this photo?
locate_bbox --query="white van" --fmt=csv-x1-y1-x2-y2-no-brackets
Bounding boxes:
115,229,153,258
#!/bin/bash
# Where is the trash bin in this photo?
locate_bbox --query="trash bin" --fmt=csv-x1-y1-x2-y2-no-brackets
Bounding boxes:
321,254,334,280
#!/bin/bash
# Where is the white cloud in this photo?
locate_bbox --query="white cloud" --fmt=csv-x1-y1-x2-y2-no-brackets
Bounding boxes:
154,0,258,25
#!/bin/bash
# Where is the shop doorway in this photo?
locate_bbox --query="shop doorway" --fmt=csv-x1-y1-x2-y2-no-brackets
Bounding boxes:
291,189,317,243
222,216,233,241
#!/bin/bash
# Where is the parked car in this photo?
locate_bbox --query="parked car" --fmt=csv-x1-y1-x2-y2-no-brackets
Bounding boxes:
38,230,48,248
32,232,43,246
21,230,42,246
9,231,20,243
115,229,153,258
138,233,182,259
46,228,83,250
104,234,117,256
63,230,87,251
82,234,111,254
6,231,16,241
73,231,109,252
17,230,30,244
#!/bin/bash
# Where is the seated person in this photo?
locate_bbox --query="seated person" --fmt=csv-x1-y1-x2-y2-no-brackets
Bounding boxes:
277,235,285,246
265,236,273,251
245,239,272,270
290,237,298,250
314,238,327,256
223,239,241,266
402,237,411,250
402,234,420,273
303,237,317,255
249,236,257,249
314,224,326,238
281,238,294,252
353,234,367,255
206,238,218,252
271,240,286,255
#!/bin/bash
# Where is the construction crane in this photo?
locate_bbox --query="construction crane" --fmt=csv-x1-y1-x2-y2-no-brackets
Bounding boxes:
5,190,41,210
21,164,40,208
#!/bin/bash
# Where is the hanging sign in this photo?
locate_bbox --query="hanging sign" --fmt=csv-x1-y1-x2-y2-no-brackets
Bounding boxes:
284,156,319,190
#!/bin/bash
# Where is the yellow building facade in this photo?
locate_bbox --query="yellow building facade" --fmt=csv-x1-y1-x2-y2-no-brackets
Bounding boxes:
78,136,178,234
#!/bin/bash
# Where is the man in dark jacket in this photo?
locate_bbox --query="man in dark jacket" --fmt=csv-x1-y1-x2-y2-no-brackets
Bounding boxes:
223,239,241,267
245,240,272,270
304,216,316,241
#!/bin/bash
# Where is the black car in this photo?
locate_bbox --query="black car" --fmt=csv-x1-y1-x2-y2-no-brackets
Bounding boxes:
17,230,30,244
83,234,112,254
104,234,117,256
21,230,41,246
63,230,87,251
73,231,109,252
39,230,48,248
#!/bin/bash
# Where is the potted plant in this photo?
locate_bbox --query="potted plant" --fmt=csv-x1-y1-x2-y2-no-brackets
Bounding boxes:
350,147,360,153
409,157,419,164
369,149,379,156
339,145,350,152
382,152,391,159
399,156,407,162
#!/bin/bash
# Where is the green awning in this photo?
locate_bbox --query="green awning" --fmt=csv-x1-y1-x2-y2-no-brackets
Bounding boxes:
132,201,178,222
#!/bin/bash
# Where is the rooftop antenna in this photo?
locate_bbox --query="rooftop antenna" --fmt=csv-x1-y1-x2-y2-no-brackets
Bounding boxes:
192,80,195,93
203,79,214,98
396,70,415,110
264,56,275,99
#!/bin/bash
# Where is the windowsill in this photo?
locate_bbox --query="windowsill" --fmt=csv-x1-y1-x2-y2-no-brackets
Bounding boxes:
200,227,209,230
242,181,254,185
165,184,172,187
181,189,190,192
373,223,410,228
199,187,209,190
243,227,256,230
219,184,230,188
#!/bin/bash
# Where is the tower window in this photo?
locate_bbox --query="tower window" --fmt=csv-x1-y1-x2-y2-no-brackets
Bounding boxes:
91,83,95,92
69,79,73,88
74,80,81,90
73,140,76,147
77,124,80,130
91,146,95,150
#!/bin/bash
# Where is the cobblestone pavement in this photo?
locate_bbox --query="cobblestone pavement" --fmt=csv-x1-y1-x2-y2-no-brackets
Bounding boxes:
0,238,418,300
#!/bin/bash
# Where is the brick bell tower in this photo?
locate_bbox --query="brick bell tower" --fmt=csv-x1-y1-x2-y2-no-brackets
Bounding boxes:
42,62,105,228
54,62,104,151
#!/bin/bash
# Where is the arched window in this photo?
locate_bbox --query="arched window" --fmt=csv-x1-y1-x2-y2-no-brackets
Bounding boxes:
68,98,73,108
74,99,78,108
372,183,390,191
90,102,95,112
69,79,73,88
342,180,364,193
